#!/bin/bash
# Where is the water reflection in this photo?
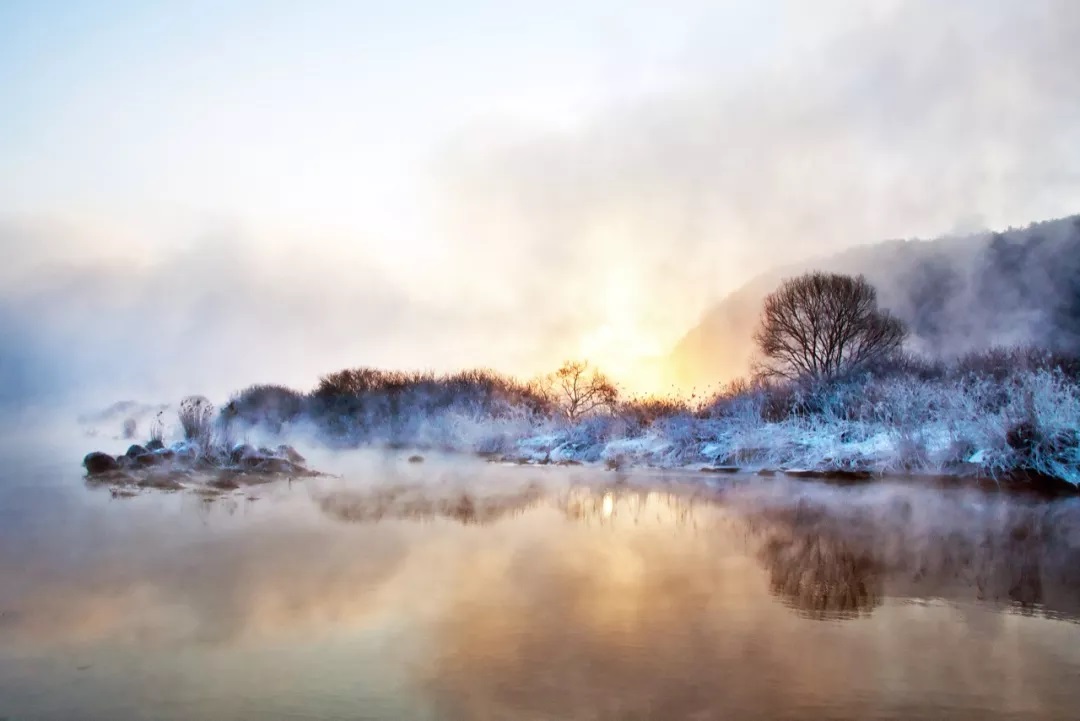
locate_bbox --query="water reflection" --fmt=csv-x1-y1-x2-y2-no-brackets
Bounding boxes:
313,481,711,529
560,485,706,527
729,484,1080,620
3,468,1080,720
310,479,1080,621
315,481,545,525
757,510,883,619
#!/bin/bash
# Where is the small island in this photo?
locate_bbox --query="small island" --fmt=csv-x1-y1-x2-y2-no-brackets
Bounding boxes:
83,398,320,492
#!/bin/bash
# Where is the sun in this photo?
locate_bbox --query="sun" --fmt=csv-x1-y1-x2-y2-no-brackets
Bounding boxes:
576,269,668,395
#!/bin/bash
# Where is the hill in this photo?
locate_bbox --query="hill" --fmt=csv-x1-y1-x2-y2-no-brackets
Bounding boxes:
667,215,1080,391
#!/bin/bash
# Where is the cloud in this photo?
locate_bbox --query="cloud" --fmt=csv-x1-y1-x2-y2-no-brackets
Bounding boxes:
434,0,1080,365
3,1,1079,404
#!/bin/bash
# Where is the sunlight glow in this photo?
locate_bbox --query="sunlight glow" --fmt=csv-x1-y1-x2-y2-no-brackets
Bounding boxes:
576,260,672,394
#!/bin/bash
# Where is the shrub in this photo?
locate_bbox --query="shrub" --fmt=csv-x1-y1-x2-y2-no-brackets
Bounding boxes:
954,346,1080,381
178,396,215,447
225,384,306,430
302,366,555,445
618,395,692,432
149,412,164,443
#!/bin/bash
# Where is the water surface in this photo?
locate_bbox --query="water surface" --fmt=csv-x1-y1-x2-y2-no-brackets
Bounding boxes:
2,432,1080,721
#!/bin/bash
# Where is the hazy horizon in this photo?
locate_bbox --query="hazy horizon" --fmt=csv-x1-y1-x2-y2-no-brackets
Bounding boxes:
3,0,1080,405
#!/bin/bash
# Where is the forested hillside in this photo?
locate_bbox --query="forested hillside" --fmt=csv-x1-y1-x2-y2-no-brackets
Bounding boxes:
669,215,1080,390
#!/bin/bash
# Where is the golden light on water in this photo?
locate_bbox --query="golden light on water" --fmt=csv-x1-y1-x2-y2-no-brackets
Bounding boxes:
563,488,703,528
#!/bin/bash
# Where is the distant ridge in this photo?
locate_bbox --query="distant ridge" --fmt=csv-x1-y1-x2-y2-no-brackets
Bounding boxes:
667,214,1080,391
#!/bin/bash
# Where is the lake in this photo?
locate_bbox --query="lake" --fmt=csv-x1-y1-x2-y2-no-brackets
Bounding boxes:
2,427,1080,721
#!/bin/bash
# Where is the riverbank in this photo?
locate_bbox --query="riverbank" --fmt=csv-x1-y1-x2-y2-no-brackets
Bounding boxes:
79,358,1080,495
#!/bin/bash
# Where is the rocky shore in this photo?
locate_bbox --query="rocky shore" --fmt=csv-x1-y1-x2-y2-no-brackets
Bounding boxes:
83,439,320,492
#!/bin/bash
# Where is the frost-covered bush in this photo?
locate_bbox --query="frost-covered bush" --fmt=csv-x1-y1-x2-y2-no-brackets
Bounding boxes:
303,367,552,445
178,396,215,448
656,359,1079,483
618,396,694,434
149,412,165,443
226,384,305,432
212,352,1080,485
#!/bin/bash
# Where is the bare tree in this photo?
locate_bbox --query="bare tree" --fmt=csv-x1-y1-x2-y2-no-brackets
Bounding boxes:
754,272,906,381
532,360,619,422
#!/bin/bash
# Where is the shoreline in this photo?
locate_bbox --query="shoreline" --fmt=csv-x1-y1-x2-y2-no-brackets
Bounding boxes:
81,434,1080,501
493,455,1080,499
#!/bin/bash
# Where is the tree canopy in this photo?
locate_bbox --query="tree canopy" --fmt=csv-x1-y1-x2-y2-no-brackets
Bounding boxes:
754,272,906,381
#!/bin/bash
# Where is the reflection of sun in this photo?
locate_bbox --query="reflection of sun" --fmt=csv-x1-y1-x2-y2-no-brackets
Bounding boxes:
563,488,702,529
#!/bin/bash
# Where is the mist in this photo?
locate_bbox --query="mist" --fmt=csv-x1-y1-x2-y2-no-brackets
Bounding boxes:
436,0,1080,373
6,5,1080,720
5,474,1079,719
2,0,1079,410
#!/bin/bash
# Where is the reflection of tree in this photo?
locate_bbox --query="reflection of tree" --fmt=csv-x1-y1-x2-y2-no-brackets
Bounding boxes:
316,483,545,525
313,479,1080,623
316,483,714,530
757,516,882,619
742,491,1080,620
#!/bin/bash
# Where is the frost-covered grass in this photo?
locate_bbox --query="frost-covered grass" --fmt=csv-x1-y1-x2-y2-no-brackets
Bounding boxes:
513,368,1080,485
215,355,1080,486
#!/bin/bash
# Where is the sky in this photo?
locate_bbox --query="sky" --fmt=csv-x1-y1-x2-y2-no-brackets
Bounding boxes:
2,0,1079,404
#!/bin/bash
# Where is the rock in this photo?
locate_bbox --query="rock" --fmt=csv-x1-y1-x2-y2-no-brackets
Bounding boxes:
84,452,120,475
125,444,149,459
170,442,197,464
230,444,257,464
135,453,165,467
146,439,165,451
276,444,305,464
253,458,296,474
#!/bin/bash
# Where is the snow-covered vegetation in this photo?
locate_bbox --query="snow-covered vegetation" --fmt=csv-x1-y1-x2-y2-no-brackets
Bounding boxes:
207,348,1079,489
